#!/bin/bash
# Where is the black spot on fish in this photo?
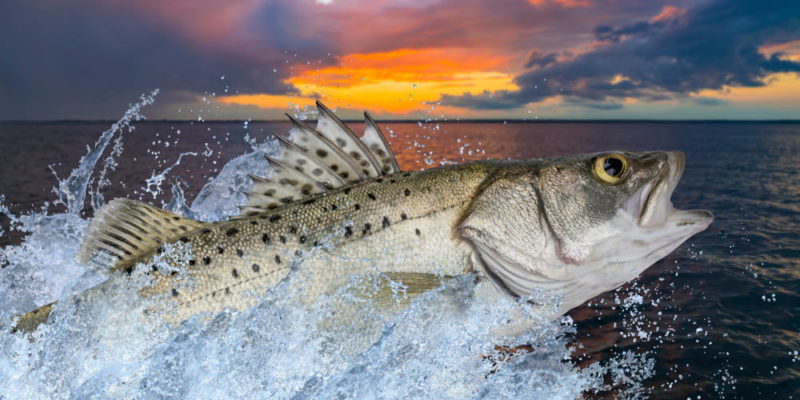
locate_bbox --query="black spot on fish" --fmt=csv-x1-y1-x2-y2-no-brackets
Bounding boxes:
297,158,307,165
203,256,211,265
178,225,188,231
156,246,164,254
376,178,383,183
270,215,282,223
344,226,353,237
172,216,181,221
232,269,239,278
264,189,276,196
225,287,231,295
275,255,282,264
295,250,303,257
226,228,238,236
389,179,396,184
279,236,287,244
189,259,196,266
171,288,179,297
336,138,347,147
217,246,225,254
354,204,361,210
236,249,244,257
179,237,189,243
289,226,297,234
125,266,134,275
262,233,270,244
280,196,293,204
404,189,411,196
351,151,361,160
344,188,351,194
312,168,323,176
331,164,339,171
400,213,408,220
363,223,371,235
383,217,391,228
330,204,338,211
415,229,421,236
367,193,376,201
340,171,349,179
301,184,313,196
267,203,279,209
299,235,307,243
250,220,258,225
252,264,260,273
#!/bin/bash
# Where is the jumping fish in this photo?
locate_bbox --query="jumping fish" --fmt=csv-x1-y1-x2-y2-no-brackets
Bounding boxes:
12,102,712,334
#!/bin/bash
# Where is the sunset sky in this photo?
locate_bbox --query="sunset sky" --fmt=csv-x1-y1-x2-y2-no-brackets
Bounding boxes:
1,0,798,120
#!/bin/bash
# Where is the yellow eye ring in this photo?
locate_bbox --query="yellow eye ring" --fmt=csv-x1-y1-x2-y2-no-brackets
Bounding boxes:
593,153,629,185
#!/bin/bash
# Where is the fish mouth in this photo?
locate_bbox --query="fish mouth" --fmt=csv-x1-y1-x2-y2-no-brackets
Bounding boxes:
634,151,713,230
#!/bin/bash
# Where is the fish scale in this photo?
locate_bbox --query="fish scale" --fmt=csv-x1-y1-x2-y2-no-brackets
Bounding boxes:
149,163,493,323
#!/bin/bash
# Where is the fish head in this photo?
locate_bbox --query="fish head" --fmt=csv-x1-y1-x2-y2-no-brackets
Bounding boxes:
460,151,712,314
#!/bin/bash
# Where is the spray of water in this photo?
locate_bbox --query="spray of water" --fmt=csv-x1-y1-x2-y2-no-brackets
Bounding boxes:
0,95,657,399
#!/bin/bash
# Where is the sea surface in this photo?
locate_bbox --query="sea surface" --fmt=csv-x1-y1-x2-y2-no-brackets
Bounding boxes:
0,111,798,399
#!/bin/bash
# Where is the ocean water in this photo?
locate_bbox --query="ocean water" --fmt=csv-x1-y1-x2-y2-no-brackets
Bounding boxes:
0,105,798,398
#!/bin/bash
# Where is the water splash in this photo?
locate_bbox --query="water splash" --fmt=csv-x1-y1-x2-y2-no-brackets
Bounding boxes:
0,96,659,399
53,90,159,215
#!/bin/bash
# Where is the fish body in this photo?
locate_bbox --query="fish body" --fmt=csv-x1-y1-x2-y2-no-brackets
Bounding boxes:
12,103,712,333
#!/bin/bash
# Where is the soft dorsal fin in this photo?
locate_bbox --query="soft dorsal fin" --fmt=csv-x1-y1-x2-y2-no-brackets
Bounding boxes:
78,199,205,273
240,103,401,216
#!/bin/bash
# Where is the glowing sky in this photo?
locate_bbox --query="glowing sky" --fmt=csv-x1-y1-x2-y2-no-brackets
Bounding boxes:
1,0,798,120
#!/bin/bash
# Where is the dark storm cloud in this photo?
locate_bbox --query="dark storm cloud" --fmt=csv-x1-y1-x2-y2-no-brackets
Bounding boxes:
0,1,331,120
441,0,800,110
524,52,559,68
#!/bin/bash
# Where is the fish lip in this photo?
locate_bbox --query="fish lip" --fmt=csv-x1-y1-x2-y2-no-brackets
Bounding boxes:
638,151,686,228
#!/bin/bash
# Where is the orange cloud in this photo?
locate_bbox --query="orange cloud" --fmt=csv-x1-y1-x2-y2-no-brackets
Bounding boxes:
218,48,519,115
651,5,687,23
528,0,590,8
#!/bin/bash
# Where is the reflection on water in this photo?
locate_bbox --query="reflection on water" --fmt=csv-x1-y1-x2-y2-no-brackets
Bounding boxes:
0,120,798,398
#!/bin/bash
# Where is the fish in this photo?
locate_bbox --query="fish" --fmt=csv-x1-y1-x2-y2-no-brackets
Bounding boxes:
10,101,713,335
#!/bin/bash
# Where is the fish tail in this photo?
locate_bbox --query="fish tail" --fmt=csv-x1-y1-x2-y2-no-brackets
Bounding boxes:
78,199,205,274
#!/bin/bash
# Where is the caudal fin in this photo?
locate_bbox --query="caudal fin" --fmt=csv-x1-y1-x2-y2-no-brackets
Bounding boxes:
78,199,204,273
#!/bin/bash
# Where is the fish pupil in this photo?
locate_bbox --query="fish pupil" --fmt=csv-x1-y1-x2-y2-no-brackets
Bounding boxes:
603,157,623,177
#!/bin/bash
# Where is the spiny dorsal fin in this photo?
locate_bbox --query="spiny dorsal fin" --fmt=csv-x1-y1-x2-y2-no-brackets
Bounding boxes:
78,198,205,273
286,114,364,182
363,111,400,175
241,103,400,216
315,100,382,178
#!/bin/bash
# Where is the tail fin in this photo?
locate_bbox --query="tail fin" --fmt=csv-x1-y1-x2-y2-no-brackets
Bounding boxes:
78,199,205,273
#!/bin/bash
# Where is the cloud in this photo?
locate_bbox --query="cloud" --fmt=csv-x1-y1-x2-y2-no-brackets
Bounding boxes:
0,0,332,119
441,0,800,110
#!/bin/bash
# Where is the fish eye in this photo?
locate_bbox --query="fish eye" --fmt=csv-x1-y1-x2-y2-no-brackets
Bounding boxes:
592,153,629,185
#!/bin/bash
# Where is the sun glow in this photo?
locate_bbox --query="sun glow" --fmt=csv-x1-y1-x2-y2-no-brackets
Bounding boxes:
218,48,518,116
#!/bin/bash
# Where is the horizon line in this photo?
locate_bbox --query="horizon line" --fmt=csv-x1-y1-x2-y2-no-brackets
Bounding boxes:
2,118,800,124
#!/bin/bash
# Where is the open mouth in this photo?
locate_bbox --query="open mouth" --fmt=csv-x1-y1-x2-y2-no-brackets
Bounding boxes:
637,152,712,229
